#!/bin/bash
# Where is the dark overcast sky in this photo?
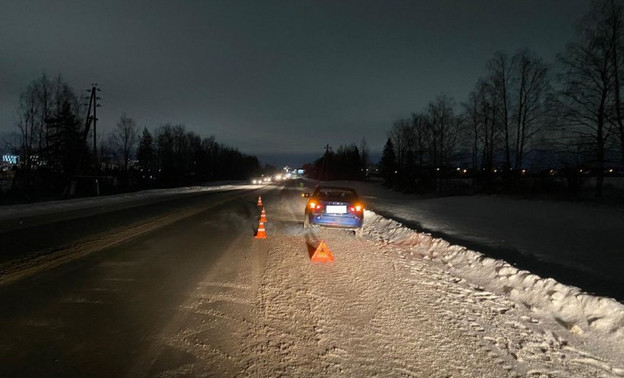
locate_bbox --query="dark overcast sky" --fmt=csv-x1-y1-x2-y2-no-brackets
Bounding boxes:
1,0,588,166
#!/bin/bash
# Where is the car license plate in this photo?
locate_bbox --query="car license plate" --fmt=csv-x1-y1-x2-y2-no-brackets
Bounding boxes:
326,205,347,214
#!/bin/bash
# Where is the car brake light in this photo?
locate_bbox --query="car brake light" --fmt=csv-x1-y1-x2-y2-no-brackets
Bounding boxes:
350,204,363,213
308,202,319,210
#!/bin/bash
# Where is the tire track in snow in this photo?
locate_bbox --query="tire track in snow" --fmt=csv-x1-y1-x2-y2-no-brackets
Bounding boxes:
362,210,624,377
125,218,263,376
129,189,623,376
249,192,509,376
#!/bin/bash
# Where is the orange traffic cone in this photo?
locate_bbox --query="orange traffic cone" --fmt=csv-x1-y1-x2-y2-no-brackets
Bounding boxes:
260,207,267,223
310,241,334,262
255,220,267,239
257,196,263,206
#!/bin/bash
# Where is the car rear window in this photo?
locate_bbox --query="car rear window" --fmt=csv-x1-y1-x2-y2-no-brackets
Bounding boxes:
314,189,357,200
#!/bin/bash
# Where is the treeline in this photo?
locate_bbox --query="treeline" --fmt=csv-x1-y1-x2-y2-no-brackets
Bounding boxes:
303,140,369,180
380,0,624,197
123,123,261,187
3,74,260,201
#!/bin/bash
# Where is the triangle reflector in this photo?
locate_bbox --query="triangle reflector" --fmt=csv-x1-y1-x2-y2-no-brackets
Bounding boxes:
310,241,334,262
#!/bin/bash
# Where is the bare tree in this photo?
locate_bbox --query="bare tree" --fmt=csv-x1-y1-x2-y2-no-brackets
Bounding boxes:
359,137,370,173
110,113,138,173
463,79,498,174
15,74,82,172
35,74,53,155
481,79,501,173
410,112,431,167
558,0,618,197
512,49,551,170
17,83,39,170
605,0,624,168
388,118,413,172
428,94,459,167
487,52,514,170
463,88,483,171
465,50,551,175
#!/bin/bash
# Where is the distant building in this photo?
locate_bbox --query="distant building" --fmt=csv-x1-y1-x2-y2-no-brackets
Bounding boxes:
1,154,18,179
2,154,18,165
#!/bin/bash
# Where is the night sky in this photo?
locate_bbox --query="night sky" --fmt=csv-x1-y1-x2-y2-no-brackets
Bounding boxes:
1,0,588,166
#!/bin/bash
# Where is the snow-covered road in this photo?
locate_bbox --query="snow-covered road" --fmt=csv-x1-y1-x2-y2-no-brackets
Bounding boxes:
129,185,624,376
1,182,623,376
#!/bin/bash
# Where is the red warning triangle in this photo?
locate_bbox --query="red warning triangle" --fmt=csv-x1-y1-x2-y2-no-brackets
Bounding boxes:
310,241,334,262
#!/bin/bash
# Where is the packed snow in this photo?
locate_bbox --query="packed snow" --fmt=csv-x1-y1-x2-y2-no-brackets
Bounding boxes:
2,181,624,376
360,211,624,373
364,208,624,331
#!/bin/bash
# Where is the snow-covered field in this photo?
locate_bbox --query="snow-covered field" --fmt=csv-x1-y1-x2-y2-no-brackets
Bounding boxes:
343,180,624,294
2,181,624,375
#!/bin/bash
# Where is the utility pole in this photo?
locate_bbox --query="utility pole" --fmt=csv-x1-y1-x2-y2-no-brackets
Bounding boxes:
83,83,101,171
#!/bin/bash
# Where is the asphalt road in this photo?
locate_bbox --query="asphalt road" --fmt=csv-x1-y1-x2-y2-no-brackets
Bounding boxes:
0,187,273,377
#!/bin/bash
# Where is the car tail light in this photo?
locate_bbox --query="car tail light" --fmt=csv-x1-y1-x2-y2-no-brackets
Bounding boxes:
308,202,321,210
349,204,364,213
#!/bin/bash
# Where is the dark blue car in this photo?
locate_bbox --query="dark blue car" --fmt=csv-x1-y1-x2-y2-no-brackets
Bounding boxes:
303,186,364,235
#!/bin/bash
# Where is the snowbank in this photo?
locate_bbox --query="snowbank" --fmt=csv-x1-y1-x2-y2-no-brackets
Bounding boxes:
363,209,624,339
